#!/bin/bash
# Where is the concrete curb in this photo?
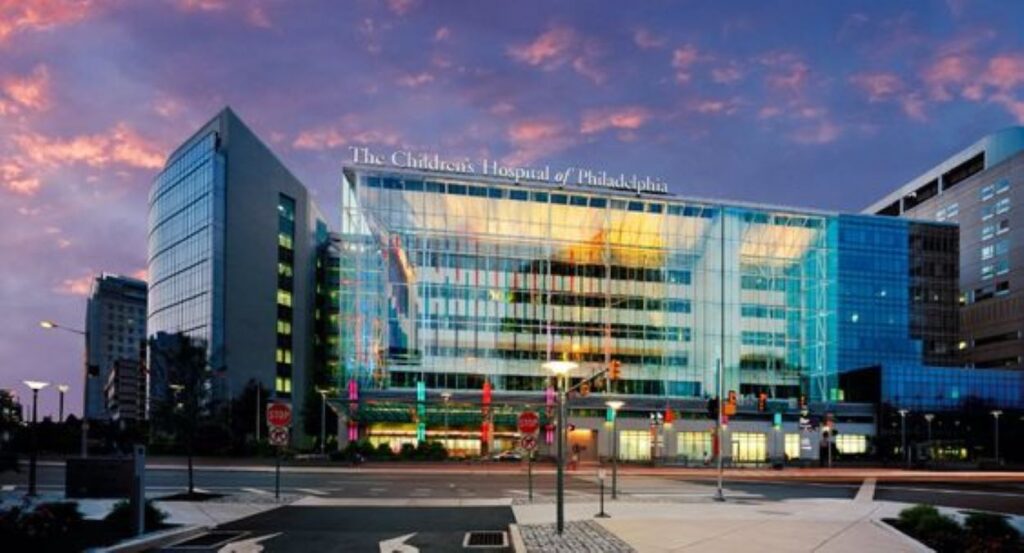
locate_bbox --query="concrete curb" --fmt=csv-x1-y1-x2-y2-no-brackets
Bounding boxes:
508,523,526,553
872,519,935,553
90,524,208,553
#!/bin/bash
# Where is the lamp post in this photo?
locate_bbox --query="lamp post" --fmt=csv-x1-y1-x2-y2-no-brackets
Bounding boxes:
316,388,330,454
24,380,50,497
897,409,909,469
543,360,577,536
605,400,623,500
714,358,725,502
57,385,69,422
40,320,90,457
991,410,1003,464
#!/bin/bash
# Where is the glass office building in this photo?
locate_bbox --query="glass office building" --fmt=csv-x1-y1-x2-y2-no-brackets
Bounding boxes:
337,164,957,407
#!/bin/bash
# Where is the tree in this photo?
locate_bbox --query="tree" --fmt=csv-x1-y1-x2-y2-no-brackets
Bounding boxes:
149,332,213,496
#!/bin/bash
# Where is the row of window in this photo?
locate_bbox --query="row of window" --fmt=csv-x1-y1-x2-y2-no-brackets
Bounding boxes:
417,314,693,341
981,197,1011,220
981,219,1010,240
276,194,296,396
979,178,1010,201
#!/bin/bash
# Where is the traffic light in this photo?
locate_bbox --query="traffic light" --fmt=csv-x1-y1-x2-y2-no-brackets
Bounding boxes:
608,359,621,381
725,390,737,416
758,392,767,412
706,397,719,419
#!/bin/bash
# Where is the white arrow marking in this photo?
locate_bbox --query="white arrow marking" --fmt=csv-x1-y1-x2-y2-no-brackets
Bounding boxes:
217,532,281,553
379,532,418,553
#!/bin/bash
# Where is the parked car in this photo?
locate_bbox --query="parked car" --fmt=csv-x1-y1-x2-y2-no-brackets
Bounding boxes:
491,450,523,462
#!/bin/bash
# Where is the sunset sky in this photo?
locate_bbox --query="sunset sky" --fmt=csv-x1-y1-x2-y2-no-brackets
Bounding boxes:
3,0,1024,418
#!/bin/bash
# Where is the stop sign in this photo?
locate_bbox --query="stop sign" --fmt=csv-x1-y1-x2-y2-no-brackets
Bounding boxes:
266,402,292,428
518,411,539,434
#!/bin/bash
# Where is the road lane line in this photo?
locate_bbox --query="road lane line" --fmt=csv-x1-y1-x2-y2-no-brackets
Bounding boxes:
242,487,271,495
297,487,328,496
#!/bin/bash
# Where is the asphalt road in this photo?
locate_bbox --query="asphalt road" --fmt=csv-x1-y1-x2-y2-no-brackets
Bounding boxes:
4,463,1024,514
200,506,515,553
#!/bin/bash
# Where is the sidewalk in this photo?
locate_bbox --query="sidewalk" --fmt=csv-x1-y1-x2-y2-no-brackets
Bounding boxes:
512,499,930,552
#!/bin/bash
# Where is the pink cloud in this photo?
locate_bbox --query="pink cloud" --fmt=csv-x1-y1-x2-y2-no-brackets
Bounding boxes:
982,53,1024,91
505,118,574,165
690,98,740,115
246,4,271,28
990,94,1024,124
508,25,606,84
397,72,434,88
580,106,652,134
0,0,95,42
1,64,51,112
508,26,575,67
711,64,743,84
849,72,904,101
131,268,148,281
790,119,841,145
386,0,418,16
632,27,665,49
292,118,403,151
176,0,228,11
12,123,164,171
922,54,971,100
671,44,700,83
55,272,94,296
434,26,450,42
0,161,40,195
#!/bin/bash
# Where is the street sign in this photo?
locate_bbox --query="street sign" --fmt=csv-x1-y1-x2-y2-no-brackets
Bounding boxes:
267,402,292,428
517,411,540,434
520,434,537,451
269,426,289,447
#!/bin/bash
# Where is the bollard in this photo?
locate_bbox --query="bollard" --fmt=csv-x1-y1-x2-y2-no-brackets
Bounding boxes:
596,468,609,518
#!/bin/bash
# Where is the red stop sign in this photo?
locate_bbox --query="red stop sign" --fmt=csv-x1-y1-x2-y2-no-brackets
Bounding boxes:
266,402,292,428
518,411,539,434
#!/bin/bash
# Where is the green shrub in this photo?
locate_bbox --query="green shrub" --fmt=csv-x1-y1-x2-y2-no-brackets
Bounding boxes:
104,500,167,532
896,504,965,552
19,501,83,540
398,442,416,459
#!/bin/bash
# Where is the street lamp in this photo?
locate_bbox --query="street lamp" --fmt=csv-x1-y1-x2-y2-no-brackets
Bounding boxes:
441,392,452,436
991,410,1003,464
543,360,577,536
23,380,50,497
605,400,623,500
897,409,909,469
316,387,331,454
57,385,69,422
39,320,90,458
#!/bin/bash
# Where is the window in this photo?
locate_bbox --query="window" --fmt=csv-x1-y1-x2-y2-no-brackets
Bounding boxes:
730,432,766,462
785,434,801,460
982,264,995,280
995,178,1010,194
995,240,1009,256
835,435,867,455
275,376,292,394
275,348,292,364
982,205,995,220
277,289,292,307
995,197,1011,214
278,262,293,277
278,232,293,249
618,431,651,461
677,431,712,461
981,184,995,201
982,224,995,241
997,219,1010,235
982,245,995,261
996,259,1010,276
277,320,292,335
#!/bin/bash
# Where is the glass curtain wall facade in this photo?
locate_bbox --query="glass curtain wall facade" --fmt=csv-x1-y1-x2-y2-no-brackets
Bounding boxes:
339,166,839,402
147,132,225,368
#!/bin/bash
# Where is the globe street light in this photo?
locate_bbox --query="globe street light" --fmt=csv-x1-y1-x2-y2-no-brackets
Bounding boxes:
39,320,90,458
605,400,624,500
23,380,50,497
991,410,1003,464
897,409,909,469
543,360,577,536
57,385,69,422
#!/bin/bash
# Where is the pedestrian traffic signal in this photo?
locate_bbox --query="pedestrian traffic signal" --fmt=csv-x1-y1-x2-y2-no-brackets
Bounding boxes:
724,390,738,416
758,392,767,412
608,359,621,380
706,397,719,419
579,382,590,397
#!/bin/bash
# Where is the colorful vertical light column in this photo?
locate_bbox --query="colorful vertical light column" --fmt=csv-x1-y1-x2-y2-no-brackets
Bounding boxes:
347,378,359,441
544,386,555,444
481,380,492,449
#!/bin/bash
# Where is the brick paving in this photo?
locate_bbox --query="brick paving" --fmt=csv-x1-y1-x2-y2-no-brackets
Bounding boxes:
519,519,635,552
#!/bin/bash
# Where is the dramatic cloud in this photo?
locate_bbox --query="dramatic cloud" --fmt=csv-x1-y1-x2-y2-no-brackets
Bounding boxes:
1,64,51,112
292,118,403,151
505,118,574,165
849,72,904,102
54,272,94,296
13,124,165,171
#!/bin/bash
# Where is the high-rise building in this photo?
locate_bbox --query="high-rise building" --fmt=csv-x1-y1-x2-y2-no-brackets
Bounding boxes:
146,107,326,436
84,274,147,420
104,358,147,422
866,127,1024,369
334,156,959,459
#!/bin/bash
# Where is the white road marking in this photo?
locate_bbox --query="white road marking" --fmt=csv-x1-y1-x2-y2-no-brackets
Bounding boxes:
242,487,271,495
855,478,876,503
379,532,417,553
297,488,328,496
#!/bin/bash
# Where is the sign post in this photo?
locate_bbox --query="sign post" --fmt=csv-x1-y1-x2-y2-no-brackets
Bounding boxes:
266,402,292,500
518,411,539,502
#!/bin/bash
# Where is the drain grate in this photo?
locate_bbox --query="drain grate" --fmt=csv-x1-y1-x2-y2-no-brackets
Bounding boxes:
463,530,508,548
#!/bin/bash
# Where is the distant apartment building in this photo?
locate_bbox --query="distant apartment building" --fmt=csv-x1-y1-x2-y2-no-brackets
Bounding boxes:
104,358,147,422
866,127,1024,369
146,107,328,436
84,274,147,420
